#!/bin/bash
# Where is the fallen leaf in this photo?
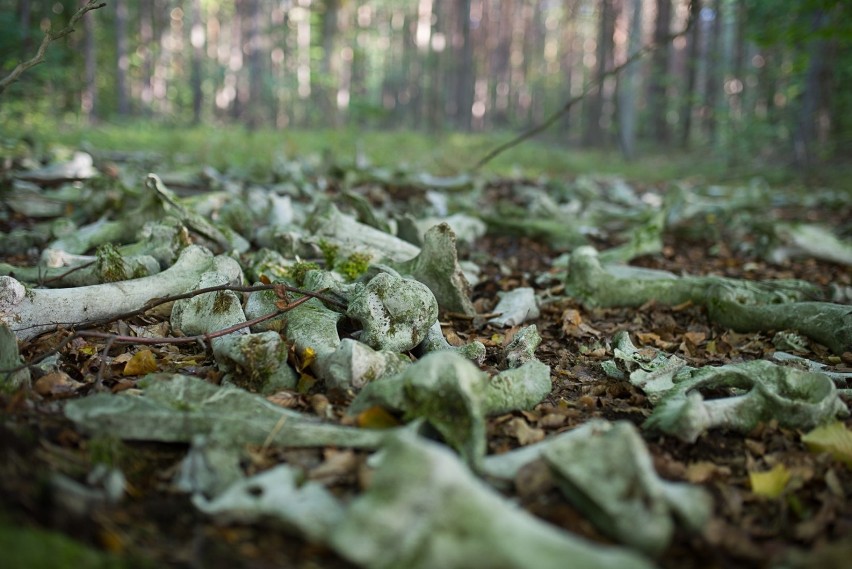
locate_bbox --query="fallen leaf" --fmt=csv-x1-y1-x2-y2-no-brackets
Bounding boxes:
356,406,400,429
296,346,316,372
801,422,852,468
505,417,545,445
310,449,358,484
749,463,791,498
123,349,159,376
685,460,731,484
34,371,84,399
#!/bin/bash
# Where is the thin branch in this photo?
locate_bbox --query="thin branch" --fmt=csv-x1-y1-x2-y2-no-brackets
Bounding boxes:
473,15,695,170
78,293,314,346
0,1,107,96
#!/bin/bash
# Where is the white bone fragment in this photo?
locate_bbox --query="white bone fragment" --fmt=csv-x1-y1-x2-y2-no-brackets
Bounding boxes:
1,245,231,341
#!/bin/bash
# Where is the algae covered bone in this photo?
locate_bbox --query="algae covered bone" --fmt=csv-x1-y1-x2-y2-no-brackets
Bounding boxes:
347,272,438,353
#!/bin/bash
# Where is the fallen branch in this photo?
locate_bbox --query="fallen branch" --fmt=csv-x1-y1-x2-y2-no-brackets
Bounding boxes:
473,15,695,170
0,1,107,96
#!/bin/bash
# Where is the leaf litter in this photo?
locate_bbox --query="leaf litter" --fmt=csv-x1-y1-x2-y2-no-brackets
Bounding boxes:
0,146,851,568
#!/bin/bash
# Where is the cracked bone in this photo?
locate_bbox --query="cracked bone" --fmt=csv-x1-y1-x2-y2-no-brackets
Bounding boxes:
349,351,489,466
644,360,849,443
485,360,551,416
0,253,160,288
170,259,246,339
394,223,477,315
212,331,297,393
42,217,135,260
543,420,712,557
323,339,410,390
1,245,238,341
193,463,344,543
707,281,852,355
566,246,850,354
488,287,540,327
144,174,251,254
414,321,486,364
330,431,655,569
764,222,852,266
503,324,542,368
349,351,551,466
64,373,394,449
307,202,420,263
0,324,30,391
346,272,438,353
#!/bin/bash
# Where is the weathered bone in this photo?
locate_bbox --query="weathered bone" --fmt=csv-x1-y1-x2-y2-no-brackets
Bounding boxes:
1,245,234,341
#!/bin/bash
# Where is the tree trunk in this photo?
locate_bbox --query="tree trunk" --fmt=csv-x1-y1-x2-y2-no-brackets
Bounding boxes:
793,10,829,169
703,0,722,142
583,0,616,147
647,0,671,144
82,1,97,124
454,0,473,130
618,0,643,160
678,0,700,147
115,0,130,116
246,0,263,129
189,0,204,125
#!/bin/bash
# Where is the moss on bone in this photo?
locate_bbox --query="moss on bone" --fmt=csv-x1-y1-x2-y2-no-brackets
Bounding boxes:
95,243,128,282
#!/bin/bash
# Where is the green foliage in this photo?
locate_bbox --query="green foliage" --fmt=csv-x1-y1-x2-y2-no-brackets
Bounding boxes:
743,0,851,45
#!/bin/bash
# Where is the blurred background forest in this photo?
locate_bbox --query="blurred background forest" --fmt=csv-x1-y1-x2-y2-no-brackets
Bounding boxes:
0,0,849,173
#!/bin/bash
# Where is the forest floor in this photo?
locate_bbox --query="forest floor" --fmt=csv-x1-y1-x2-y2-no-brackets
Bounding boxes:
1,137,851,568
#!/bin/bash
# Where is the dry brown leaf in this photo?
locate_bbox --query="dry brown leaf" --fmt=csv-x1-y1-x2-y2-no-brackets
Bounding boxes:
685,461,732,484
33,371,84,399
505,417,545,445
123,349,158,376
356,405,401,429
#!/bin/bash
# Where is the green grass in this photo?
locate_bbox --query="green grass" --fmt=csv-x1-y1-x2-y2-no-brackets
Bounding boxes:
3,118,850,190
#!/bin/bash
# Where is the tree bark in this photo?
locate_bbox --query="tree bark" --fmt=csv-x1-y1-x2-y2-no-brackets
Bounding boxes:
618,0,643,160
678,0,700,147
793,10,829,169
454,0,473,130
583,0,616,147
82,1,97,123
115,0,130,116
189,0,204,125
647,0,671,144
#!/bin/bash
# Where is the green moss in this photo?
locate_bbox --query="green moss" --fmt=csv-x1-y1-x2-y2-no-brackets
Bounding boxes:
211,291,234,314
131,264,148,279
286,261,320,287
95,243,127,283
87,435,126,468
318,239,339,268
337,252,372,281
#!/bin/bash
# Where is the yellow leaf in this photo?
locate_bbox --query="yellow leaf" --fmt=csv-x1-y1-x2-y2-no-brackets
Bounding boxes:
802,421,852,468
296,373,316,394
297,346,316,372
123,349,158,376
749,463,791,498
356,406,400,429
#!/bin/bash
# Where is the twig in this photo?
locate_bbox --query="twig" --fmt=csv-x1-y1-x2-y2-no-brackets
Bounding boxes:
77,295,312,346
473,15,695,170
0,1,107,96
